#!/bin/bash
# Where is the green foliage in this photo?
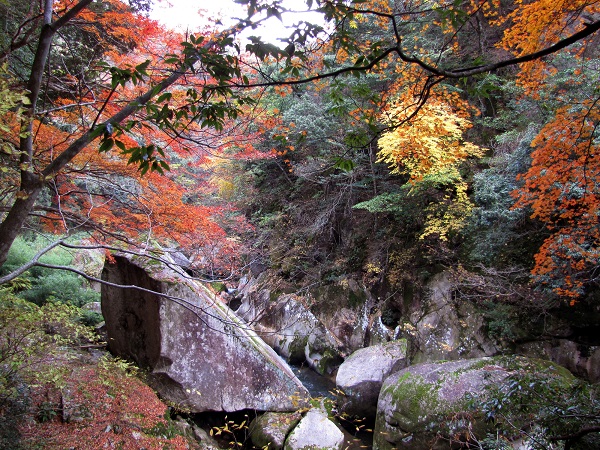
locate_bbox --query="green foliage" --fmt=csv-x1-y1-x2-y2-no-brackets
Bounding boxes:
18,271,99,307
211,281,227,293
1,236,100,308
0,294,31,448
16,270,94,307
0,290,98,410
144,415,181,440
36,401,58,423
353,191,405,214
78,309,104,327
0,287,100,446
475,367,600,449
466,126,544,269
0,62,29,137
354,168,473,242
480,301,519,341
98,354,139,378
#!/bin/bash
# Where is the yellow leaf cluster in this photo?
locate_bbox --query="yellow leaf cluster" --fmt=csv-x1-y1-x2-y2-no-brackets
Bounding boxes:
421,179,473,241
377,97,483,242
377,99,483,180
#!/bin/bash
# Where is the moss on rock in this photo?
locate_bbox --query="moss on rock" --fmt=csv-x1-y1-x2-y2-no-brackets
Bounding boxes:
374,356,579,450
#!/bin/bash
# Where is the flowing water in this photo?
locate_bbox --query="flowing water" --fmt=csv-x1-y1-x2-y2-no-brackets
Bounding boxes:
291,365,374,449
290,364,337,399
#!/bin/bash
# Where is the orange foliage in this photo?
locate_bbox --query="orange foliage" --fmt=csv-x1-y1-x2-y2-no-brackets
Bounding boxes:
489,1,600,299
514,100,600,299
499,0,600,93
40,129,237,268
4,0,261,272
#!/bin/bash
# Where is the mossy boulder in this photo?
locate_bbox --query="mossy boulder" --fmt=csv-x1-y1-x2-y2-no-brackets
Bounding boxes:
286,333,309,365
374,356,576,450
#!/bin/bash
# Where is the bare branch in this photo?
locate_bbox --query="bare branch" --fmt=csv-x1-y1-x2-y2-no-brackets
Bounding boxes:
0,238,64,284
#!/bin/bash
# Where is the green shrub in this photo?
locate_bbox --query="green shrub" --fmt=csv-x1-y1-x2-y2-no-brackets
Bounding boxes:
78,309,104,327
19,271,99,307
1,236,100,307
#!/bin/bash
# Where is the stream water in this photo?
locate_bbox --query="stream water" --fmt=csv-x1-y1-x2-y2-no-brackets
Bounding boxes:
290,365,374,449
290,364,337,399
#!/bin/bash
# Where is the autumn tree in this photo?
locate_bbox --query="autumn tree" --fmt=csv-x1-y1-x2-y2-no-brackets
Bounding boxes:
512,69,600,300
372,97,483,242
480,0,600,299
0,0,261,280
198,0,600,298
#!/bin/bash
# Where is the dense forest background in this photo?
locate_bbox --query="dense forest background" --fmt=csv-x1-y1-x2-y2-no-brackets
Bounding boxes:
0,0,599,447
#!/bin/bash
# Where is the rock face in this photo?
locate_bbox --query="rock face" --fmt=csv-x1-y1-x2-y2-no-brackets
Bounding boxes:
401,272,500,363
550,340,600,383
101,254,310,413
309,278,389,350
235,285,344,375
336,339,408,419
374,356,575,450
284,407,345,450
518,339,600,384
81,301,102,314
235,275,394,373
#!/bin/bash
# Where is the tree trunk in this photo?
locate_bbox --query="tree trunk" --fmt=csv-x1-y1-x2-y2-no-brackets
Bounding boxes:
0,182,43,268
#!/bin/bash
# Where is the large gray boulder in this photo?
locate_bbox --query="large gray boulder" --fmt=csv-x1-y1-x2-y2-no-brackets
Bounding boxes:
374,356,576,450
284,408,345,450
101,254,310,413
336,339,408,419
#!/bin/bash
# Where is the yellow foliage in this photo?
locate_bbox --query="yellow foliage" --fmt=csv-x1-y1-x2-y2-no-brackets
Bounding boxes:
421,179,474,241
377,97,483,241
216,178,236,200
377,98,483,180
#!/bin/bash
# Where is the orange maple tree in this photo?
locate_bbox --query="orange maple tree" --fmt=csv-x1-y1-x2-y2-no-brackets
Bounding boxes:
514,99,600,300
0,0,265,275
0,0,265,277
498,1,600,299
